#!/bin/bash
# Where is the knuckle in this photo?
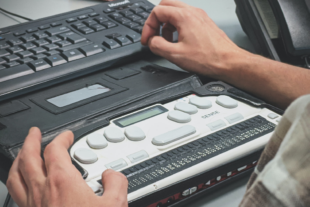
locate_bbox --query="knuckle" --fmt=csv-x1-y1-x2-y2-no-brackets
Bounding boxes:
47,172,67,187
6,177,15,190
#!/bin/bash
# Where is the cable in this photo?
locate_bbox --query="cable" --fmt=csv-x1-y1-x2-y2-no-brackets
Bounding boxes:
0,10,22,23
0,7,33,21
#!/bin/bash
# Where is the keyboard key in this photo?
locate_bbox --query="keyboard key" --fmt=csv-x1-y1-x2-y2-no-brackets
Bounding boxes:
133,26,143,33
124,22,139,29
33,32,49,39
59,32,86,44
126,34,141,43
61,49,85,61
0,58,6,64
120,10,134,17
56,40,92,52
18,57,34,64
0,65,5,70
103,39,121,49
56,40,71,47
51,22,62,27
20,42,36,50
130,7,144,14
83,20,97,26
114,37,132,46
45,54,67,66
0,36,5,41
28,59,51,71
78,27,95,35
106,33,122,39
14,31,26,36
79,44,104,56
7,46,23,54
16,51,33,58
101,21,117,28
78,15,88,20
31,54,47,60
20,35,36,42
0,30,10,35
26,28,38,33
141,5,154,11
127,14,141,21
0,50,10,57
134,19,146,25
94,17,108,23
34,39,49,47
90,24,106,32
103,8,115,13
132,2,145,7
72,23,86,29
39,25,50,30
66,18,77,23
43,43,59,51
109,13,123,19
0,43,10,49
46,26,70,36
115,17,131,24
44,50,59,56
0,64,34,82
138,12,150,19
46,36,62,43
7,39,23,46
89,12,99,17
4,54,20,62
30,47,46,55
3,61,20,68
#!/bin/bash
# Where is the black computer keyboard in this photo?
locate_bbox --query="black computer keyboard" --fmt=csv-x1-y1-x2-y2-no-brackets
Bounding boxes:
0,0,154,101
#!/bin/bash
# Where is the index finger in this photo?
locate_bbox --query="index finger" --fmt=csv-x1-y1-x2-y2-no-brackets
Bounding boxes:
159,0,192,8
141,5,184,45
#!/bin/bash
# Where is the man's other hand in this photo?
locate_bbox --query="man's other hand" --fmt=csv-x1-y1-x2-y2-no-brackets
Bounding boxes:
7,127,128,207
141,0,246,78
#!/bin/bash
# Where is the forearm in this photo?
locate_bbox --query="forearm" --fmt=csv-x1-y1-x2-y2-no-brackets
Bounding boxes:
216,50,310,109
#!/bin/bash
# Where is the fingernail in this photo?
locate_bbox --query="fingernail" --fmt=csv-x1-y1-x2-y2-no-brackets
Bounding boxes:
29,127,37,133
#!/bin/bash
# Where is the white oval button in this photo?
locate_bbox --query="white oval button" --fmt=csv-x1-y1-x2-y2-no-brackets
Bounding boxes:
125,126,146,141
175,102,198,114
216,95,238,109
104,127,125,143
87,133,108,149
168,110,191,123
74,148,98,164
189,97,212,109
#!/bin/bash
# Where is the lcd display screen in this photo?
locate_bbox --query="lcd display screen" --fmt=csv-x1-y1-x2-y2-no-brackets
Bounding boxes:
114,106,168,127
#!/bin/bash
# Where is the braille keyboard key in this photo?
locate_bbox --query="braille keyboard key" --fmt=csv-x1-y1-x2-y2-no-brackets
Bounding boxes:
126,34,141,42
34,39,49,47
105,159,127,171
115,17,131,24
31,54,47,60
4,61,19,68
28,59,51,71
216,95,238,109
66,18,77,23
101,21,117,28
61,49,85,61
44,50,59,56
7,39,23,46
103,8,115,13
33,32,49,39
127,14,142,21
46,36,61,43
43,43,59,51
0,50,10,57
45,54,67,66
0,58,6,64
16,51,33,58
7,46,23,54
4,54,20,62
20,42,36,50
90,24,106,32
103,39,121,49
72,23,86,30
46,26,70,36
168,110,191,123
89,12,99,17
83,20,97,26
0,64,34,82
94,17,108,23
55,40,71,47
14,31,26,36
51,22,62,27
115,36,132,46
175,102,198,114
78,15,88,20
26,28,38,33
79,44,104,56
78,27,95,34
189,97,212,109
56,40,92,52
59,32,86,44
39,25,50,30
20,35,36,42
18,57,33,64
0,43,10,49
30,47,46,55
124,22,139,29
152,125,196,146
120,10,134,17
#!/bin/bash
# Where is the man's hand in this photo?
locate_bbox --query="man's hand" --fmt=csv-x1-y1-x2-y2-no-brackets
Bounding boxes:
141,0,246,78
6,127,128,207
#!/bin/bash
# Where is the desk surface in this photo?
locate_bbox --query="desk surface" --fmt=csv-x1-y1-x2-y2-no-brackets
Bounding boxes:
0,0,253,206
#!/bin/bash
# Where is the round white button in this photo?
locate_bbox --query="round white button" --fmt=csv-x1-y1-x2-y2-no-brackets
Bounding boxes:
174,102,198,114
87,133,108,149
125,126,146,141
168,110,191,123
216,95,238,109
104,127,125,143
74,148,98,164
189,97,212,109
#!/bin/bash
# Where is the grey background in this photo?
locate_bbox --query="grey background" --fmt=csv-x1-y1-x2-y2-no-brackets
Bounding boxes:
0,0,255,206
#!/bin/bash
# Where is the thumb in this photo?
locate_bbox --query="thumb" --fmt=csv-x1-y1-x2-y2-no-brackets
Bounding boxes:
148,36,180,59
